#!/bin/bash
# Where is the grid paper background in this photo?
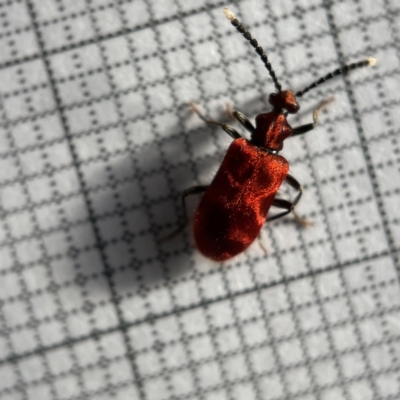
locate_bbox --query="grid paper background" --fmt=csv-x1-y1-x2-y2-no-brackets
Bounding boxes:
0,0,400,399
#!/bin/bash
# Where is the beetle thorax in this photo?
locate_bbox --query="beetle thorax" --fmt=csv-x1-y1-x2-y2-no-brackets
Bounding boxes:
252,111,292,151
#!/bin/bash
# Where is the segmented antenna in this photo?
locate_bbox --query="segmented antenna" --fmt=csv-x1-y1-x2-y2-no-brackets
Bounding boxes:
224,7,282,92
296,58,376,97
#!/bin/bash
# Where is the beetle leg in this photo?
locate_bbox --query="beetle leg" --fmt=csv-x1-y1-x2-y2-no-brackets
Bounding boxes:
267,175,313,226
232,110,256,134
224,103,236,122
224,104,256,135
158,185,209,242
189,101,242,139
285,174,303,206
291,97,334,136
257,234,269,255
267,198,293,222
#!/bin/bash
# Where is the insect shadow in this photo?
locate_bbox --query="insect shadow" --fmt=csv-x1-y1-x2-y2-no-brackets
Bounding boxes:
71,103,216,292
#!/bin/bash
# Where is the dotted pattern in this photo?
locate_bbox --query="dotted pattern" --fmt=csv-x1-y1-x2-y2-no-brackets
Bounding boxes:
0,0,399,399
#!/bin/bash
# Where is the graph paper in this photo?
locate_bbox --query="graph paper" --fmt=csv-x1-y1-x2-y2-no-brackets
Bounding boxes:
0,0,399,399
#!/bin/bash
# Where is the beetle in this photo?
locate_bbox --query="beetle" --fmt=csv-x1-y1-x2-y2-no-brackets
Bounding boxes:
164,7,376,261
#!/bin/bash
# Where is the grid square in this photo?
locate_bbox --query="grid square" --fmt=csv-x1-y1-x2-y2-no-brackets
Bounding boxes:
173,280,200,307
163,342,188,370
262,286,290,314
224,353,248,381
285,366,312,395
144,377,170,400
185,12,213,41
166,49,195,76
200,68,229,96
31,293,58,320
130,27,159,58
203,390,229,400
0,30,38,65
46,347,74,375
270,313,296,339
115,385,140,400
19,355,45,383
259,374,284,399
234,294,263,322
358,317,384,345
7,210,35,239
11,328,38,354
200,273,227,300
54,374,80,400
340,353,366,379
348,380,374,400
170,370,194,396
376,373,400,398
109,63,138,91
189,335,214,362
180,308,208,336
297,305,323,332
215,329,241,354
2,301,30,328
152,0,178,20
232,382,257,400
0,273,21,300
250,346,275,374
0,157,19,184
198,361,222,389
32,0,86,20
94,7,123,35
58,73,111,105
38,319,66,347
1,1,31,31
368,344,393,372
120,1,150,28
305,331,331,360
27,383,52,400
321,387,346,400
226,264,253,292
137,57,167,85
0,365,17,391
323,298,351,325
41,15,95,51
313,360,338,386
278,338,304,366
332,325,358,352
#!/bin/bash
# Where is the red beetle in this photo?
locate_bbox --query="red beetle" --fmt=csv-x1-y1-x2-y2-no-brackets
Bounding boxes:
165,8,375,261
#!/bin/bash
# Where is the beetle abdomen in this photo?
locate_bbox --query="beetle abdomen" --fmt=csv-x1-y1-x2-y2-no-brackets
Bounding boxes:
194,138,289,261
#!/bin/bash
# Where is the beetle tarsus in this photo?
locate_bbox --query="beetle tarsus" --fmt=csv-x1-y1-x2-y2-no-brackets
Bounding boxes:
257,235,269,255
189,101,242,139
292,209,314,227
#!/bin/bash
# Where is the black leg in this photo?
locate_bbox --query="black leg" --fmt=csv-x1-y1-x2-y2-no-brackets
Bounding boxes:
291,97,334,137
158,185,208,242
267,174,311,225
232,110,256,134
267,198,294,222
285,174,303,206
190,102,242,140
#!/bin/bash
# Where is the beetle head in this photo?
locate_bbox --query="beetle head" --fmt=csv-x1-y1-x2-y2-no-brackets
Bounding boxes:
269,90,299,114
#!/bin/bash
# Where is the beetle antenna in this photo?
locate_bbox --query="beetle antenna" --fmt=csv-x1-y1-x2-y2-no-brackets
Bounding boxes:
296,57,376,98
224,7,282,92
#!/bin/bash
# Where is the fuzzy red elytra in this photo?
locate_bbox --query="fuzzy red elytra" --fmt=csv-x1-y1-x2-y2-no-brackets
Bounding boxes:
164,8,376,261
